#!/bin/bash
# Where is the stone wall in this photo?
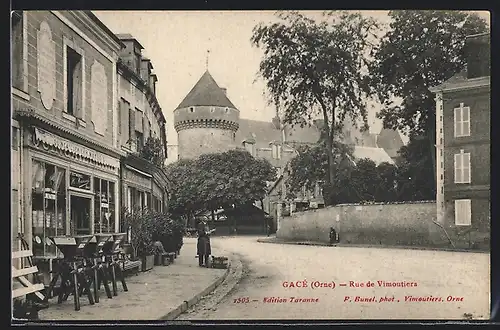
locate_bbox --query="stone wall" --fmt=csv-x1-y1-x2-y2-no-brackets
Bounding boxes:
177,127,235,159
276,201,460,248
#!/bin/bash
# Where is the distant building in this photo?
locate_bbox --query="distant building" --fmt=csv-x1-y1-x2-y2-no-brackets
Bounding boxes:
429,32,490,249
172,70,405,232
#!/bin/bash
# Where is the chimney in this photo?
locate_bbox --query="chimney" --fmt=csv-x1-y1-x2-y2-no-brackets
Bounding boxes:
140,58,152,83
221,87,227,96
465,33,490,79
149,74,158,95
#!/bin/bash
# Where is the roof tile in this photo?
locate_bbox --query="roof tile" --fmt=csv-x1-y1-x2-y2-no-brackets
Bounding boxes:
176,71,237,109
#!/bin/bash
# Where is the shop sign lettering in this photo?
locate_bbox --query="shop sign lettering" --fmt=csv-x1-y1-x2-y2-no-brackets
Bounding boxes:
33,128,119,169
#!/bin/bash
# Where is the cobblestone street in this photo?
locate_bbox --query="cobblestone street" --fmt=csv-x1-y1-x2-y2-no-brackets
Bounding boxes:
181,236,490,320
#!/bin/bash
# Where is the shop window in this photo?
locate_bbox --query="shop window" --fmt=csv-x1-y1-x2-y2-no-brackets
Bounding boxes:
11,10,24,90
94,177,116,233
12,126,19,150
128,187,135,212
70,171,91,190
31,160,66,257
71,195,91,235
12,189,19,251
146,192,151,209
66,46,83,117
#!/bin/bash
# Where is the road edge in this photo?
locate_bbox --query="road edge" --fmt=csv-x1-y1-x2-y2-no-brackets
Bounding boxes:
256,238,490,254
159,259,231,321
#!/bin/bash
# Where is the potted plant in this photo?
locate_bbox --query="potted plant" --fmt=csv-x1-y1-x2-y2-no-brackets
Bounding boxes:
123,207,155,272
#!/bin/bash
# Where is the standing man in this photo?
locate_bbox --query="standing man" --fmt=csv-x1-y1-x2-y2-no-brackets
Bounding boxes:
197,221,215,267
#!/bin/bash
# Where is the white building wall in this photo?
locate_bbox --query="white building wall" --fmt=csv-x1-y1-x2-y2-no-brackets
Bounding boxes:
435,92,445,223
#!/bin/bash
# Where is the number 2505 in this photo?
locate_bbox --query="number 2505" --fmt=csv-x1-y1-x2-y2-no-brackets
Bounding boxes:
233,297,250,303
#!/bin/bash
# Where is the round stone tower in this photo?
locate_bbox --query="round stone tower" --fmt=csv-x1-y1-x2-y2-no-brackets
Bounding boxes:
174,71,239,159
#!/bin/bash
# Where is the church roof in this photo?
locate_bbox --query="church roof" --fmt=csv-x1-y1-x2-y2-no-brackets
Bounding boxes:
377,128,404,158
352,146,395,165
175,71,237,110
236,119,282,150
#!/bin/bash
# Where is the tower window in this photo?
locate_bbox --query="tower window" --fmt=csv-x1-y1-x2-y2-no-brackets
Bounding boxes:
210,107,215,113
225,107,229,113
189,107,195,113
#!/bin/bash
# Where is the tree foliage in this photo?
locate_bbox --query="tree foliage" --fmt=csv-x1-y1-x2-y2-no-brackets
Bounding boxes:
165,150,276,218
285,140,353,199
285,141,433,206
371,10,487,137
251,11,379,185
395,137,436,201
139,136,166,169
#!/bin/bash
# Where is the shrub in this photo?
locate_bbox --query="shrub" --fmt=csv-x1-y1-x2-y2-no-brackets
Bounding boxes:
122,206,155,259
122,207,186,257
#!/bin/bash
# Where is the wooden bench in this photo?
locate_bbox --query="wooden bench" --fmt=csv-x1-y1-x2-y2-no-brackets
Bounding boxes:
120,260,141,275
12,250,45,301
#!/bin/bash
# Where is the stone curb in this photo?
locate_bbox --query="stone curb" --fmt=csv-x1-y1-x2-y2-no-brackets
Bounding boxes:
256,238,489,254
159,260,232,321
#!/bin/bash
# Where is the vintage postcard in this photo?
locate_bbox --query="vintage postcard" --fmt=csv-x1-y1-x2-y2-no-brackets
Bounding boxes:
11,9,491,323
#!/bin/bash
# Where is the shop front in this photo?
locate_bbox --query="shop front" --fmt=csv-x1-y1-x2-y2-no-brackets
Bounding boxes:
22,126,121,284
120,154,169,218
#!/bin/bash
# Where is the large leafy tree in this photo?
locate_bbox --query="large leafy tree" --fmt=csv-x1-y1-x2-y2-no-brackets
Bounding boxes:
165,150,276,223
251,11,379,185
375,162,399,202
165,158,205,221
285,141,353,199
370,10,488,184
395,137,436,201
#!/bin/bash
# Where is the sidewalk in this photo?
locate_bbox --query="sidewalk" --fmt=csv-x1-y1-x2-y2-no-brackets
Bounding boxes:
257,236,489,253
37,238,230,321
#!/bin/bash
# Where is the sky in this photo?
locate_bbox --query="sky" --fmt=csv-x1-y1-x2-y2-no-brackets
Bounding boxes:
93,10,490,156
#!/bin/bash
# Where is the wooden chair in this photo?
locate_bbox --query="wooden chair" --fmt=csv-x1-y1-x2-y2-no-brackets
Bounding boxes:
12,249,45,301
12,248,49,319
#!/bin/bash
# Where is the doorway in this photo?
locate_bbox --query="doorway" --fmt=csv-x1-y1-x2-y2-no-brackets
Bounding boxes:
70,195,92,235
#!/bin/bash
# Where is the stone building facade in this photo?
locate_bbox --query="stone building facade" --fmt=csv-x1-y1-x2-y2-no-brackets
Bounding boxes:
11,11,123,279
429,32,490,249
116,34,170,222
11,11,170,283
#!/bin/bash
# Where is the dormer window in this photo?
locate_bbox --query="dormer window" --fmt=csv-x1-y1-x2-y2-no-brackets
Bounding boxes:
271,143,282,160
243,141,255,156
189,106,195,113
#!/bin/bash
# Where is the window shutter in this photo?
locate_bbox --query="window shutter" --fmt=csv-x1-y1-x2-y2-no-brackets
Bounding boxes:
463,107,470,136
454,108,460,137
135,109,143,133
455,200,463,225
454,153,461,183
129,107,135,139
455,199,472,226
464,199,471,225
464,153,471,183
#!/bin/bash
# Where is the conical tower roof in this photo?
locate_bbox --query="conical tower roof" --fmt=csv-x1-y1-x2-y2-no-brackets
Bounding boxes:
175,70,237,110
